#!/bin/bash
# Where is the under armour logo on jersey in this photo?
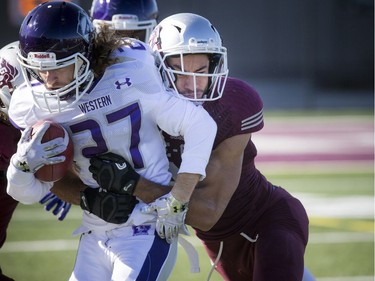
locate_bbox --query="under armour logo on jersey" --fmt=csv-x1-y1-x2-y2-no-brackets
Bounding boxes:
114,77,132,89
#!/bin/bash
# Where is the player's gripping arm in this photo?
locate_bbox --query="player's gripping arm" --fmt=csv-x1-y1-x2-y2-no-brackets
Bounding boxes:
50,169,86,205
156,99,217,200
149,99,217,242
185,133,251,231
87,132,248,232
6,123,67,204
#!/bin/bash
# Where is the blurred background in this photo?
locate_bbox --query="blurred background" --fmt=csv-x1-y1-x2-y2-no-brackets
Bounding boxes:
2,0,374,110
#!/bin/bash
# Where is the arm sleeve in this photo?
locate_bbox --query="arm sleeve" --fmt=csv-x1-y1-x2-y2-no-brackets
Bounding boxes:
6,157,52,204
156,96,217,180
179,105,217,180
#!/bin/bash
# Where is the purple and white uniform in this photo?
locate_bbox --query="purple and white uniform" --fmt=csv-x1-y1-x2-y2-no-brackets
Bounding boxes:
7,40,216,281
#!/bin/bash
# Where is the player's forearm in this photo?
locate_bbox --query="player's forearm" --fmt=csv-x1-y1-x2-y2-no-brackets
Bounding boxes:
185,170,240,231
6,162,52,204
184,186,218,230
170,173,200,203
134,173,200,204
133,177,171,203
184,135,246,231
51,169,86,205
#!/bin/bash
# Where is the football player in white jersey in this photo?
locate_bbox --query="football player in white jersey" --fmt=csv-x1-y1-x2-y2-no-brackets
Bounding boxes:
39,0,160,219
6,2,216,281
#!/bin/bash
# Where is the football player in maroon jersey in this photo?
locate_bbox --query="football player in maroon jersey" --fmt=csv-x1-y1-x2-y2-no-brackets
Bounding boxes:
86,12,313,281
143,13,310,281
0,42,21,281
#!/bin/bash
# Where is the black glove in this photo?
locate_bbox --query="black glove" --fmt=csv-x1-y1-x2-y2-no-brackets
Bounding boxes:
80,187,138,224
89,152,140,195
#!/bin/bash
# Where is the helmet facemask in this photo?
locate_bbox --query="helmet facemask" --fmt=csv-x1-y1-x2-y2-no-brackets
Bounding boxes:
149,13,229,102
17,51,94,113
158,46,228,102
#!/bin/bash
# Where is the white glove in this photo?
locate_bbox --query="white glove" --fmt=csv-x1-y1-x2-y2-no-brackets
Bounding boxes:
11,122,67,173
142,192,189,243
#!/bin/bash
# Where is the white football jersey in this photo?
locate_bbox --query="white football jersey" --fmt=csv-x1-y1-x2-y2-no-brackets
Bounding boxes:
7,40,216,232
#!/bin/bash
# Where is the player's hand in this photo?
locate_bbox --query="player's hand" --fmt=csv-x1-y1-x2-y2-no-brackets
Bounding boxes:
141,192,189,243
39,191,71,221
89,152,140,195
80,187,139,224
11,123,67,173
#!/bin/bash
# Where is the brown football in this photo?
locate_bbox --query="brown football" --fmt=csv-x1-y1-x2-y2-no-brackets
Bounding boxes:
32,120,74,182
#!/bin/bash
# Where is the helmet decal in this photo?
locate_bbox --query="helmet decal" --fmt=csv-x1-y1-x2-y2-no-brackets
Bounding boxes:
0,57,19,91
148,25,162,51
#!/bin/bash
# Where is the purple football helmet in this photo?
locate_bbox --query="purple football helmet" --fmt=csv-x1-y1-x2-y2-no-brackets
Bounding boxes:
18,1,95,112
90,0,158,42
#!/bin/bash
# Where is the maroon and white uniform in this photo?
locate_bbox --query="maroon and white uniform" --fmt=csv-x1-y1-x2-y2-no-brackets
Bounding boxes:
163,77,309,281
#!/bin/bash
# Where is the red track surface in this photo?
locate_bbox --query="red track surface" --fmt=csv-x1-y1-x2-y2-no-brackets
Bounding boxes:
253,115,374,165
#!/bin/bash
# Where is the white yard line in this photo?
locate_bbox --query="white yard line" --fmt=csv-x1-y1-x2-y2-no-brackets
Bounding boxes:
1,231,373,253
308,232,374,244
256,160,374,175
317,277,374,281
1,239,79,253
294,193,374,219
11,193,375,222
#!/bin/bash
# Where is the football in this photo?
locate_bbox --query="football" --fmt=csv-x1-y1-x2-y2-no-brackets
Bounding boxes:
32,120,74,182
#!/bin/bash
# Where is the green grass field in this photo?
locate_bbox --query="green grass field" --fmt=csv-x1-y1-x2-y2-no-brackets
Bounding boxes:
1,112,374,280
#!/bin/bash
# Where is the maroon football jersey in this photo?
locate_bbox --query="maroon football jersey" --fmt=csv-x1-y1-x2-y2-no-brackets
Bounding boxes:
0,121,20,249
0,122,20,171
162,77,274,240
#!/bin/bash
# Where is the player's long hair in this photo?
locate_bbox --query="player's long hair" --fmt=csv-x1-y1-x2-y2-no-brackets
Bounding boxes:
91,24,128,77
